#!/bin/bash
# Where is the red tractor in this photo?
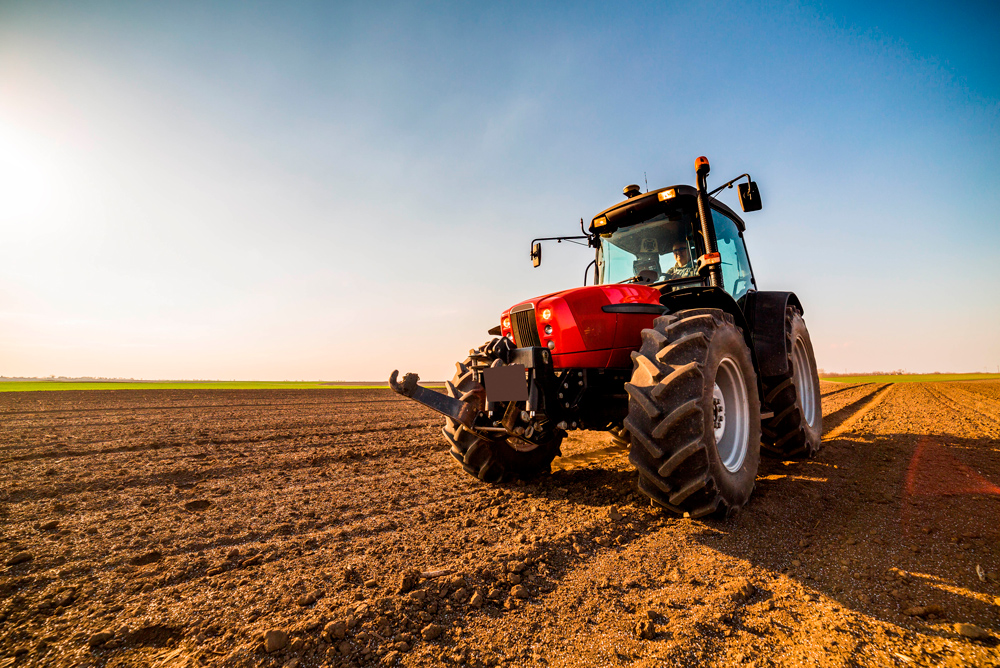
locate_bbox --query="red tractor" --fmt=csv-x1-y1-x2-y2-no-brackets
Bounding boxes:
390,157,821,518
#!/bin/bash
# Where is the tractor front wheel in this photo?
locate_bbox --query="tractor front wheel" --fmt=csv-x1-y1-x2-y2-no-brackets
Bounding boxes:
442,342,561,483
624,309,761,518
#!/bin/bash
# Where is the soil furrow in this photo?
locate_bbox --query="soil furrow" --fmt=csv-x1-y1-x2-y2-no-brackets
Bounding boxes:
822,383,893,440
922,385,1000,439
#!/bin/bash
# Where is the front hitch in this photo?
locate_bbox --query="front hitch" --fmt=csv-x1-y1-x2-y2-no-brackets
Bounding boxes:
388,370,479,428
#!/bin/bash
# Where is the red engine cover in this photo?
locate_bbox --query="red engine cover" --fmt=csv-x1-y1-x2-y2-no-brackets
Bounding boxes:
500,285,662,369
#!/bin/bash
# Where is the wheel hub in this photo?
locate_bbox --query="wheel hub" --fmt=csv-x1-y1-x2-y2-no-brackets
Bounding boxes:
713,357,750,473
712,386,726,439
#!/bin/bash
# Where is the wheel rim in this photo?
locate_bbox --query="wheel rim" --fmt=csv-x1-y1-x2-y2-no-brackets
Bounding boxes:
792,336,818,428
713,356,749,473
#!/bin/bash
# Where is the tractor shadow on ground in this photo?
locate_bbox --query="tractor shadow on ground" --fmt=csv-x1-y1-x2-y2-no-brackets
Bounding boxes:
693,430,1000,643
506,464,641,510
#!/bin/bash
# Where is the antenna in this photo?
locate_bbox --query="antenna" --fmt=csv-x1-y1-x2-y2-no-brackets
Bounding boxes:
644,172,648,192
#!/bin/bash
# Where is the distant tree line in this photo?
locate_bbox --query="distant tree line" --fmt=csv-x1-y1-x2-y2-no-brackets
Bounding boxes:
818,369,909,377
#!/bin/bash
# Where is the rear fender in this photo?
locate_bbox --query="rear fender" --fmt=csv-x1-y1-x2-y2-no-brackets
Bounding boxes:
744,291,803,377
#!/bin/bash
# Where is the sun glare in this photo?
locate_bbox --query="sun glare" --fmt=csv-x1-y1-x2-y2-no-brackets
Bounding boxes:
0,119,56,223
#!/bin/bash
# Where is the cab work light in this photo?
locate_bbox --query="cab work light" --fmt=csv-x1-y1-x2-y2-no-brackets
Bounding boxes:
657,189,676,201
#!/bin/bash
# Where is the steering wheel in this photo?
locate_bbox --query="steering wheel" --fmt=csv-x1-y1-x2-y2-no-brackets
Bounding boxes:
636,269,658,284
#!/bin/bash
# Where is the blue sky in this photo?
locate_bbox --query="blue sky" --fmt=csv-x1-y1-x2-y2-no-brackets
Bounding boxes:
1,1,997,379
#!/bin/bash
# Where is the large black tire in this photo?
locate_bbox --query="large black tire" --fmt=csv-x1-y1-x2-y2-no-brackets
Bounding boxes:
624,309,761,518
761,307,822,458
442,344,561,483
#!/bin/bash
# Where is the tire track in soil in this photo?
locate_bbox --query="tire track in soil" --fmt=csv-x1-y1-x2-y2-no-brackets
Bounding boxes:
821,383,894,442
821,382,874,399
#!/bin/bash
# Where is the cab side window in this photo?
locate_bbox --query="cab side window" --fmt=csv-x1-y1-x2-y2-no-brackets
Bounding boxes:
711,209,755,301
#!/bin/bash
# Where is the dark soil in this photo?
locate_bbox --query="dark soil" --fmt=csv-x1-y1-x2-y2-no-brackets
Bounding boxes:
2,382,999,667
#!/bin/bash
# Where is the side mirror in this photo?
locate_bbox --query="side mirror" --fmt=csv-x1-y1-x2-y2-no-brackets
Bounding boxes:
738,181,762,212
531,242,542,267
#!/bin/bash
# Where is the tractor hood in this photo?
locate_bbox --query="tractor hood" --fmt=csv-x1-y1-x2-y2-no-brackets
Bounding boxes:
499,284,664,368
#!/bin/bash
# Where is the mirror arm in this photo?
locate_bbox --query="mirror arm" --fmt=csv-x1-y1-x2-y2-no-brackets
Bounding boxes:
708,173,751,198
530,235,590,244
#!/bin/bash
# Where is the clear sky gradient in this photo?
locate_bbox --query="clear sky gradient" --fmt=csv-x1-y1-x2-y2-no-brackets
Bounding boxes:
1,1,998,380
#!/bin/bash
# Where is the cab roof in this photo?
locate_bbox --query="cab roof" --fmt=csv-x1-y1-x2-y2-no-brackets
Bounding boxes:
589,184,746,235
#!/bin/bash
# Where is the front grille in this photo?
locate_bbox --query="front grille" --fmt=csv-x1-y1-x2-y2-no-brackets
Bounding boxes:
510,305,541,348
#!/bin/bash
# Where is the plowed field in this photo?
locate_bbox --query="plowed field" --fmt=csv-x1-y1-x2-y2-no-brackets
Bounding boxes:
2,381,999,667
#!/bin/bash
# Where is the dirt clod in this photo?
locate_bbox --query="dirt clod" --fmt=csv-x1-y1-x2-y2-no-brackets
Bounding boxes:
263,629,288,653
398,569,421,593
421,623,445,640
322,620,347,641
6,551,33,566
955,623,992,640
904,604,945,618
88,630,114,647
635,619,656,639
296,590,321,606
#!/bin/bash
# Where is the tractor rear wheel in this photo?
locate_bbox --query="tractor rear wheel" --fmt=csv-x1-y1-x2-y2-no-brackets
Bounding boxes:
624,309,761,518
761,307,823,458
442,342,562,483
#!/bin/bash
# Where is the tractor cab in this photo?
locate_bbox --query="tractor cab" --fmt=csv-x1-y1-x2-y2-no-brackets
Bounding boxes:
592,186,757,303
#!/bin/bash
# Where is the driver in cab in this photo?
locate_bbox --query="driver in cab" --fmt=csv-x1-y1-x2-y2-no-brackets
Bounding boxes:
665,240,697,279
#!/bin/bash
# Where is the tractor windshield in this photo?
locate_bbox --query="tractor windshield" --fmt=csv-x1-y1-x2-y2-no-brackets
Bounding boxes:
596,213,702,287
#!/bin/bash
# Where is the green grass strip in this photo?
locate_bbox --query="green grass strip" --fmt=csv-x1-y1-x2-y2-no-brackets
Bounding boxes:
822,373,1000,384
0,381,443,392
